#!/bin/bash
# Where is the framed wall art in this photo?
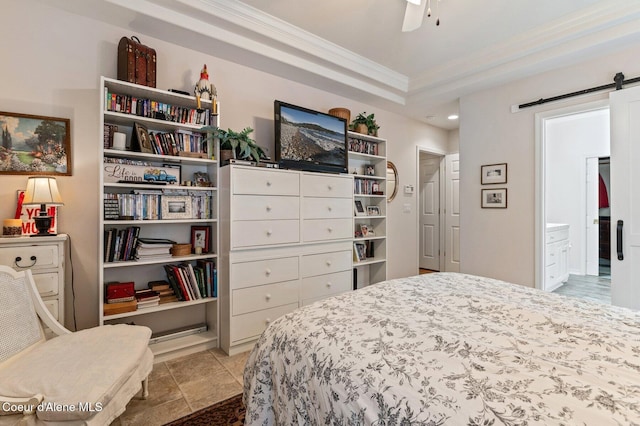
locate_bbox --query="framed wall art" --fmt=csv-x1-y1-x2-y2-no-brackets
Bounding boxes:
0,111,71,175
481,188,507,209
481,163,507,185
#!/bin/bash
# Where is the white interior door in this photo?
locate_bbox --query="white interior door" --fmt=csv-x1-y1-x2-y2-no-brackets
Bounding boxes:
585,157,599,276
419,154,440,270
445,153,460,272
610,86,640,309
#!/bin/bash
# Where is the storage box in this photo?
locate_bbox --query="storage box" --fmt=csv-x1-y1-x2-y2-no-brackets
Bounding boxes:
103,160,180,184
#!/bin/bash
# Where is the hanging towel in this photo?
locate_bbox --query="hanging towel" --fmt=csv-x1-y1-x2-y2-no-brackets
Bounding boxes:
599,173,609,208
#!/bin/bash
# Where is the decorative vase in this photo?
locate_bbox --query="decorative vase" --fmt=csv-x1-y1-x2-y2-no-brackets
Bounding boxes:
355,123,368,134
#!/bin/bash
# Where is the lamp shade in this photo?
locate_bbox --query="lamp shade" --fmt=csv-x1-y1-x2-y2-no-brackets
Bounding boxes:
22,177,64,206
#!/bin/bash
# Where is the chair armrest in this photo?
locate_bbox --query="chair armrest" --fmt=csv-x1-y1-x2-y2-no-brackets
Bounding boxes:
24,270,71,336
0,394,43,415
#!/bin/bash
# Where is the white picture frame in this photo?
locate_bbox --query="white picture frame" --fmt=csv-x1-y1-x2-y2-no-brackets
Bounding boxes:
162,196,192,219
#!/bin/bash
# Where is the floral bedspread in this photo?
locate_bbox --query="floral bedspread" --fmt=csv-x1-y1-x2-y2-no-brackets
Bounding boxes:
243,273,640,425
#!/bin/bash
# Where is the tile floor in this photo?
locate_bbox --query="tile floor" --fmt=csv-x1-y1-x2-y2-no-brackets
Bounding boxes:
552,273,611,305
111,349,250,426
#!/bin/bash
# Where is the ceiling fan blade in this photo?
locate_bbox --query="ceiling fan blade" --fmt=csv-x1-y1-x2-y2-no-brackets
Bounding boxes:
402,0,427,32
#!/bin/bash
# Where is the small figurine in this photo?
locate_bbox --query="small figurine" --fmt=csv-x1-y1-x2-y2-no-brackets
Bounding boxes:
194,64,217,111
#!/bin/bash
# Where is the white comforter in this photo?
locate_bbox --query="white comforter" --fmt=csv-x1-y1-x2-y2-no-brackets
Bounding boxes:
243,273,640,425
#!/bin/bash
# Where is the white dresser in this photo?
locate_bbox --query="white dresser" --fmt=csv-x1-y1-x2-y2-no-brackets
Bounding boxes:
220,166,353,355
0,234,67,325
545,223,570,291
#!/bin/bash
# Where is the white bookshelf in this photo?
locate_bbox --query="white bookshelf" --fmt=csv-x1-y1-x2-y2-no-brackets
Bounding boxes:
98,76,220,362
347,131,388,287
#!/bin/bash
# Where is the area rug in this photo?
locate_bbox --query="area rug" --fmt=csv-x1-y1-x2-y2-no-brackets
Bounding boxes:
164,393,245,425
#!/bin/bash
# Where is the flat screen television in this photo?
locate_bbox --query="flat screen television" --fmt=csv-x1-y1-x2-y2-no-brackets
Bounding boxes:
274,100,348,174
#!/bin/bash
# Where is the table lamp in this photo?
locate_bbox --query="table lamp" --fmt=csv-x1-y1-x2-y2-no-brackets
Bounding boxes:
22,177,64,237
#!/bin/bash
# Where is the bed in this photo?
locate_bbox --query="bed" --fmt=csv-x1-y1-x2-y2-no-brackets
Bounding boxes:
243,272,640,425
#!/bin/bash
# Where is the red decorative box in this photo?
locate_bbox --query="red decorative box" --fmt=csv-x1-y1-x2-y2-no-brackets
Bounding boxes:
105,281,135,302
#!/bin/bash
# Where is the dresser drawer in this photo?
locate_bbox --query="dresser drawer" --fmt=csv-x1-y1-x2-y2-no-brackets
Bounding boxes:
231,256,299,289
233,280,299,315
0,245,59,271
232,220,300,248
301,250,352,278
302,197,352,219
43,299,59,321
231,303,298,343
233,195,300,221
302,174,352,198
546,228,569,243
233,168,299,196
302,218,352,242
32,272,59,297
300,270,352,301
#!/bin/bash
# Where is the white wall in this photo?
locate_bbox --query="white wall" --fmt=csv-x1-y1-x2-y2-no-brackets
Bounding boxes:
460,43,640,287
545,109,610,275
0,1,448,329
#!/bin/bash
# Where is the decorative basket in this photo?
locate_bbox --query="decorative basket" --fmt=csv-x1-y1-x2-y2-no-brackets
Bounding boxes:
328,108,351,124
171,243,192,257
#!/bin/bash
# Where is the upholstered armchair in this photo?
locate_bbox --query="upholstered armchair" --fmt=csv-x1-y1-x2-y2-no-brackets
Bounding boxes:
0,265,153,425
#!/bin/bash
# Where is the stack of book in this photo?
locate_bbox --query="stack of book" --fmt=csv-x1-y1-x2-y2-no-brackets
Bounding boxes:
148,280,179,304
135,289,160,309
103,281,137,316
135,238,175,261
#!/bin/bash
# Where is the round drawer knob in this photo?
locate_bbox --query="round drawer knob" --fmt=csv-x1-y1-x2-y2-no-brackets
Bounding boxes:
265,293,272,301
266,230,273,236
265,268,272,276
326,260,332,266
327,227,333,232
327,206,332,211
328,185,333,190
326,282,332,288
266,181,272,187
265,318,271,325
266,205,272,211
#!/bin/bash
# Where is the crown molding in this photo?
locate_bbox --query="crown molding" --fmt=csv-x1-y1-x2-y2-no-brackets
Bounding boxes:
409,1,640,97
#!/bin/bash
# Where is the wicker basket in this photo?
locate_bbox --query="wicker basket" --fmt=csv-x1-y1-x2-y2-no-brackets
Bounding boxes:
171,243,192,257
328,108,351,124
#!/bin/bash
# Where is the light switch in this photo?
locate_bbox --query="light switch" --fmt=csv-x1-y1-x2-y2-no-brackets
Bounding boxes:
404,184,414,194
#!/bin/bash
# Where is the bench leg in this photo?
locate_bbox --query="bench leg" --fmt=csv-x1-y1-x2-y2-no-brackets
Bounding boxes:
141,377,149,399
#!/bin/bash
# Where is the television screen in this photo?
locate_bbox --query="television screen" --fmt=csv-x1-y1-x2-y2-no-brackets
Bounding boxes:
275,100,347,174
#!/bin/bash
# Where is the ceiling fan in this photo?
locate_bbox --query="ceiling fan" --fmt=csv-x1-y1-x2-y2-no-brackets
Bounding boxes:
402,0,440,32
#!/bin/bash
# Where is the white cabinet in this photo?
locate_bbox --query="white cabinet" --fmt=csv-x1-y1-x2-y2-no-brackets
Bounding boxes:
545,223,570,291
0,234,67,325
99,77,219,362
347,132,387,287
220,166,353,355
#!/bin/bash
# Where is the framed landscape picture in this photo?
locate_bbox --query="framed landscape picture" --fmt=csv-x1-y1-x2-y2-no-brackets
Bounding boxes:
481,163,507,185
0,111,71,175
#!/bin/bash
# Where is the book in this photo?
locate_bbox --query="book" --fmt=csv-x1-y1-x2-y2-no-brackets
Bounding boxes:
103,300,137,316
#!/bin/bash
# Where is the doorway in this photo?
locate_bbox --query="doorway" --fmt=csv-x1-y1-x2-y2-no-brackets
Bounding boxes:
536,102,611,304
417,149,460,273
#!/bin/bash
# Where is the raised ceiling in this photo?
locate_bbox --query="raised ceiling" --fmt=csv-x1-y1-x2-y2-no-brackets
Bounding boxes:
49,0,640,129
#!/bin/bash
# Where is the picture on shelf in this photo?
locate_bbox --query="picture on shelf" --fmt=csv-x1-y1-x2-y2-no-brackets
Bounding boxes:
133,122,153,154
360,224,373,237
354,200,366,216
365,165,376,176
191,225,210,254
353,242,367,262
161,195,192,219
193,171,211,187
367,205,380,216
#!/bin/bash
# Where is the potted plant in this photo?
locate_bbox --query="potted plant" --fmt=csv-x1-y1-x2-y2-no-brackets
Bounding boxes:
350,112,380,136
202,126,265,163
